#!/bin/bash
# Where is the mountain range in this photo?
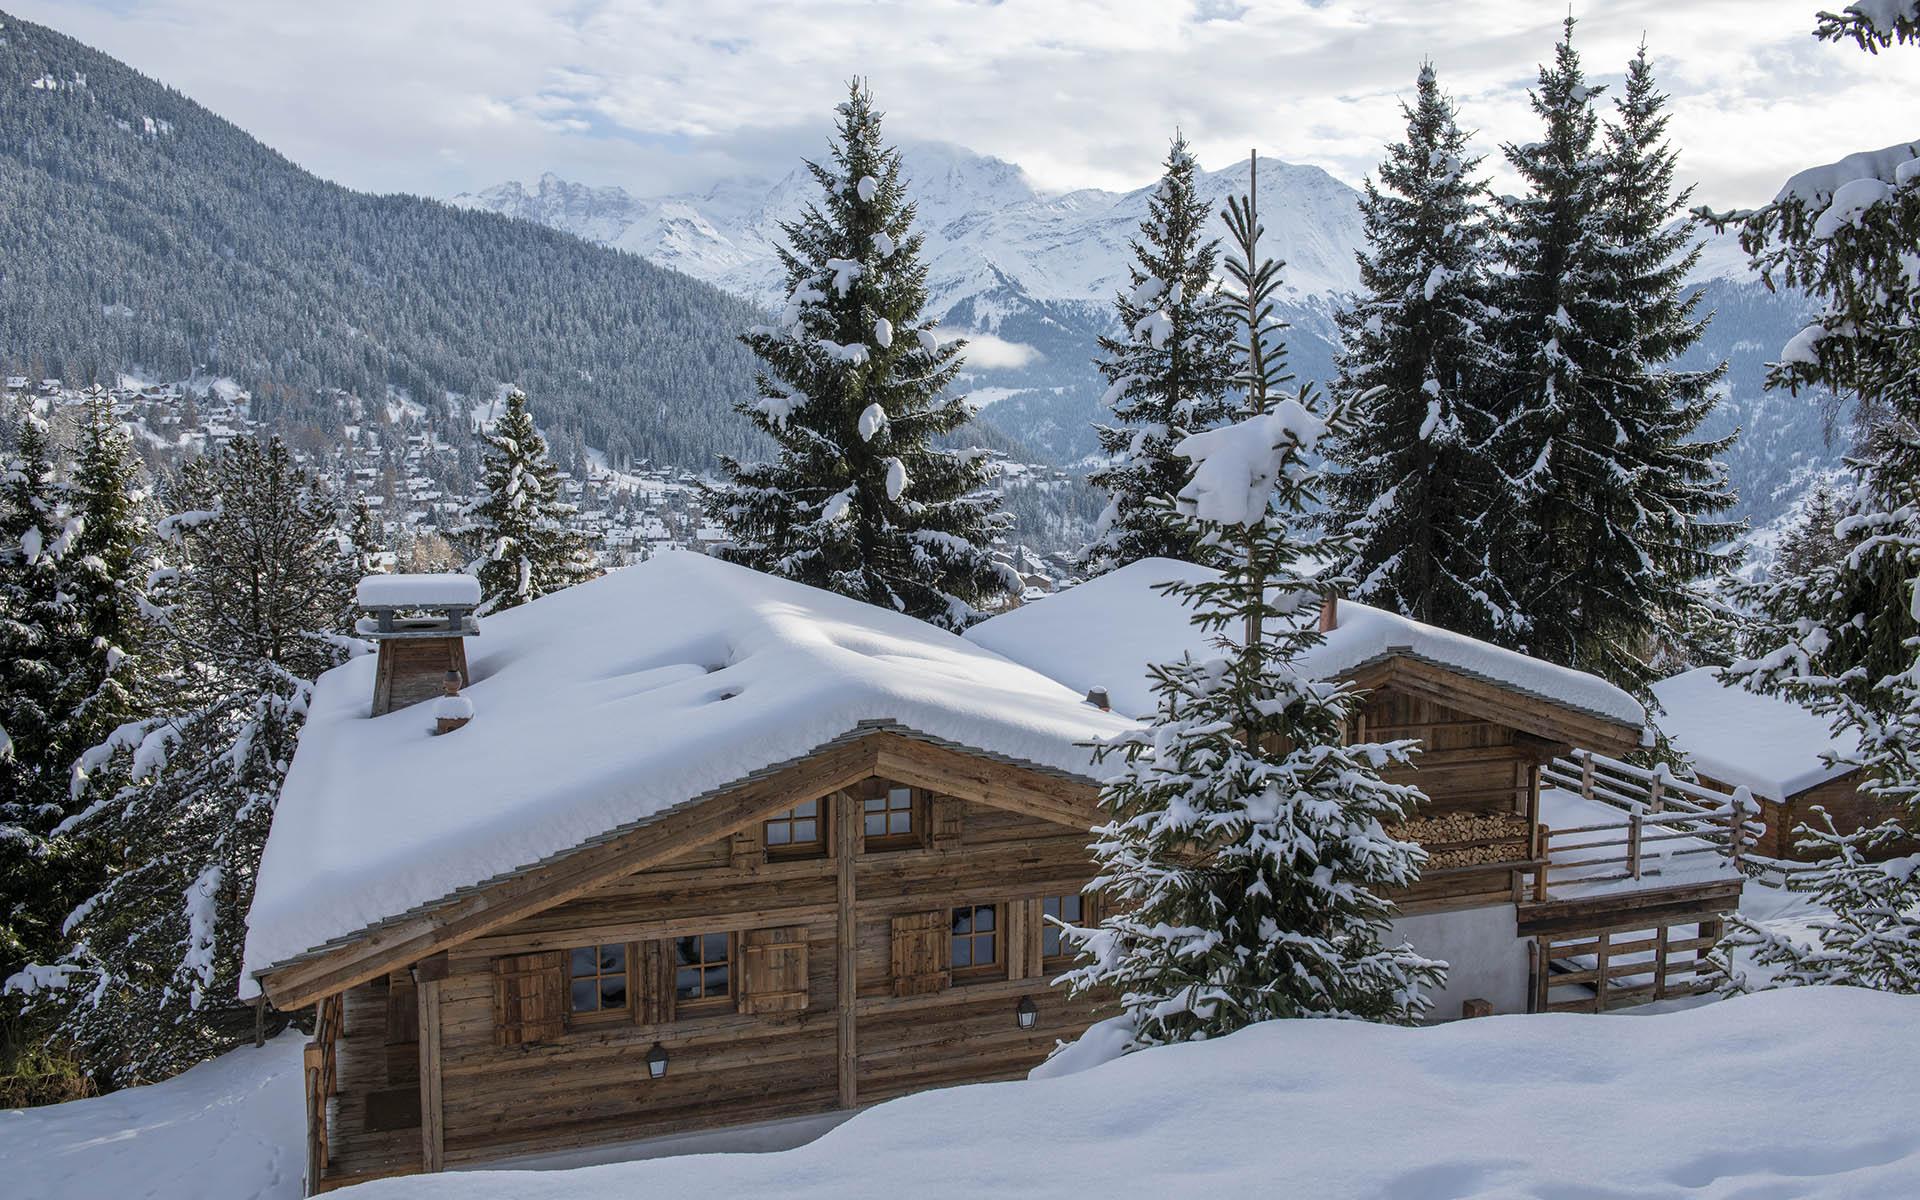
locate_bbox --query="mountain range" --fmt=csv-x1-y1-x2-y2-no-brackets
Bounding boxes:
456,145,1843,534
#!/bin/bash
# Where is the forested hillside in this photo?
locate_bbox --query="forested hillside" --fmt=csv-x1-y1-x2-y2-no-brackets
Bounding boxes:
0,12,771,469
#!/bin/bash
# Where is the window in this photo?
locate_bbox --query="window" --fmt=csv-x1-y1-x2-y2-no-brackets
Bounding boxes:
1041,895,1086,962
568,943,628,1015
674,932,733,1009
865,785,915,842
764,800,822,853
950,904,998,974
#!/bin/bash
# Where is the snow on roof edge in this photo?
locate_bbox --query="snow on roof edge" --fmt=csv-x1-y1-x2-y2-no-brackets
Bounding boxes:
249,719,1106,981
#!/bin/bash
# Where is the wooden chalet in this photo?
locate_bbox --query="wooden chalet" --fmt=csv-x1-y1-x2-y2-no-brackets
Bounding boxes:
966,558,1748,1019
246,556,1136,1192
1651,667,1898,861
247,555,1747,1194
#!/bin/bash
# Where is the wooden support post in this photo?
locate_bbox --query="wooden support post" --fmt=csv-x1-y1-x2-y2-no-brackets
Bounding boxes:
1526,939,1539,1015
1594,932,1611,1013
417,978,445,1174
835,789,858,1110
1728,792,1745,866
1647,770,1665,814
1534,823,1550,901
1580,751,1596,805
1653,925,1670,1001
1628,811,1644,880
254,994,265,1048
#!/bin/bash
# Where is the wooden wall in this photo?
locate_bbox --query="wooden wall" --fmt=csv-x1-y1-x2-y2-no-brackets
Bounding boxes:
320,784,1104,1177
1697,769,1903,861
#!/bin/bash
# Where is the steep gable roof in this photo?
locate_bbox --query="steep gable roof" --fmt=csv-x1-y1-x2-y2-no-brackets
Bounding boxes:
242,552,1133,991
964,558,1645,734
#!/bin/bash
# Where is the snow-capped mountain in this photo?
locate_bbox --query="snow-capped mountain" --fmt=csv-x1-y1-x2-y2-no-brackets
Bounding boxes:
456,143,1836,534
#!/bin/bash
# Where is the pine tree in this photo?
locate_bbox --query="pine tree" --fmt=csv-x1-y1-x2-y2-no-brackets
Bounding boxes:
1490,23,1737,692
705,80,1013,629
1709,6,1920,994
0,410,81,973
59,388,157,762
1063,187,1441,1045
5,437,359,1084
1084,135,1237,574
454,387,597,615
1322,65,1516,639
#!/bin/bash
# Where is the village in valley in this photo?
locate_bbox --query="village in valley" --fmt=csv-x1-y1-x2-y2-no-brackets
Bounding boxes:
2,2,1918,1198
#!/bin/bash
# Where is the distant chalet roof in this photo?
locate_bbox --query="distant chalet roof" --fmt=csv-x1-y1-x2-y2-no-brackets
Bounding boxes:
964,558,1646,732
242,552,1135,986
356,573,482,609
1649,667,1860,803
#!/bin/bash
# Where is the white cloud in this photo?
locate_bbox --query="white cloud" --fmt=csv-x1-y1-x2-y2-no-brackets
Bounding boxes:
15,0,1913,209
945,331,1043,371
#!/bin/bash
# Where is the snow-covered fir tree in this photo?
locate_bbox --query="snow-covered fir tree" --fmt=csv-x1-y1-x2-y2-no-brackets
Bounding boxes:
1322,64,1516,640
5,437,359,1084
0,410,83,973
1063,188,1441,1044
1711,4,1920,994
454,387,597,615
59,388,158,764
1490,23,1736,693
1084,135,1237,574
706,80,1013,630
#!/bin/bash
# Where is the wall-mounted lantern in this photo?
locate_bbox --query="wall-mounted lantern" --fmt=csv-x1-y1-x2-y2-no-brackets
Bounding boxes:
1016,995,1038,1030
646,1041,668,1079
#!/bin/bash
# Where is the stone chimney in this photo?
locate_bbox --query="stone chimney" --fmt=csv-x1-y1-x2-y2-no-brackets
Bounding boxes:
355,574,481,717
1318,595,1339,633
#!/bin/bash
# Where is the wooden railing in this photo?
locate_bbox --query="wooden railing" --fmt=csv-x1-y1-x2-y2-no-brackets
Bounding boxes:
1532,750,1763,894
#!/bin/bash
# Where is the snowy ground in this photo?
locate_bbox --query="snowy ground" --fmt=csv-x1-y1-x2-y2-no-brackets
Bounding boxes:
0,1032,306,1200
9,989,1919,1199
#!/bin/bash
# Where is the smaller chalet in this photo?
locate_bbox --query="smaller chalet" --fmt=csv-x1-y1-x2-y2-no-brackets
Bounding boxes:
967,559,1747,1020
1651,667,1893,860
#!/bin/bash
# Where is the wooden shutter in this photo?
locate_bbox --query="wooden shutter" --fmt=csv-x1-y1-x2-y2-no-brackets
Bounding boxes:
633,939,673,1026
930,795,965,850
889,910,951,997
738,926,810,1014
492,951,568,1047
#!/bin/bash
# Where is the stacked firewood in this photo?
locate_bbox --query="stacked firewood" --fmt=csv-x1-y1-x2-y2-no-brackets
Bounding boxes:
1387,811,1532,868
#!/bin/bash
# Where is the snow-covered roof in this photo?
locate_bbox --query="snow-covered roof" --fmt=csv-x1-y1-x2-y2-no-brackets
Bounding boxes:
963,558,1645,730
244,552,1134,982
355,573,482,609
1649,667,1860,803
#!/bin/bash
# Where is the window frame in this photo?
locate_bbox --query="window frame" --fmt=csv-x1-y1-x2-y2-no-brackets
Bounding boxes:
763,797,827,859
565,941,634,1023
949,902,1002,982
861,780,922,851
1040,894,1091,967
671,930,737,1016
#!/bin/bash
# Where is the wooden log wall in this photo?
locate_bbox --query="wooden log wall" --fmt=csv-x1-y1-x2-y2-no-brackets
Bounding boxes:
341,783,1106,1174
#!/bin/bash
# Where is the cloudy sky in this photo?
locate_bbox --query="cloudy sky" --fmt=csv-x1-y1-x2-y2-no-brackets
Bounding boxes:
17,0,1913,208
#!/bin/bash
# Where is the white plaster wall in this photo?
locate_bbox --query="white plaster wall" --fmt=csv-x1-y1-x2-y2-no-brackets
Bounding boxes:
1391,904,1529,1017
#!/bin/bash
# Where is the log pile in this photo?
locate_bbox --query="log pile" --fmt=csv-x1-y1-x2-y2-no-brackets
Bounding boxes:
1388,811,1532,868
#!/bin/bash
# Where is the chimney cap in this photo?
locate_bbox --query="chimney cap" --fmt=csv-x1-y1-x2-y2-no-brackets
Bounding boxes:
1085,686,1111,711
356,573,481,611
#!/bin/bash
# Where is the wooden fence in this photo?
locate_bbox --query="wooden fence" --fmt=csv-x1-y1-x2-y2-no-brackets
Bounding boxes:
1534,749,1764,894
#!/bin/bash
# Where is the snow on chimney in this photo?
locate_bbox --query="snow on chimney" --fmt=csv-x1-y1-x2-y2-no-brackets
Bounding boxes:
1318,595,1338,633
435,670,473,735
356,574,481,717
